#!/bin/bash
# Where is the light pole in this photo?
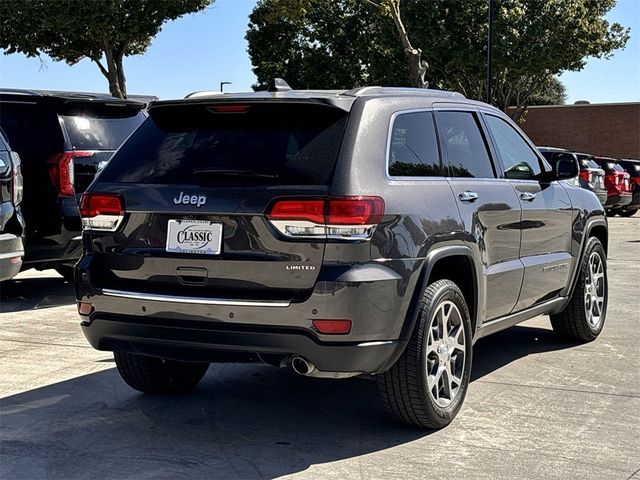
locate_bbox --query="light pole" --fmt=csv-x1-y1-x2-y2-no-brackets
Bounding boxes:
486,0,494,105
220,81,232,93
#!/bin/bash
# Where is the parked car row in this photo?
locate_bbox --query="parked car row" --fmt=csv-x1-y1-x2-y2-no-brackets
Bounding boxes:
0,89,146,282
538,146,639,217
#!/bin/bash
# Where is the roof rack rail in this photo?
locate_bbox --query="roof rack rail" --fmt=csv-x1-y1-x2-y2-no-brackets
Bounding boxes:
342,86,465,99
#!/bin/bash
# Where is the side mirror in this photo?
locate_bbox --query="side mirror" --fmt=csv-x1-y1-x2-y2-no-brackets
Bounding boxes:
543,154,579,182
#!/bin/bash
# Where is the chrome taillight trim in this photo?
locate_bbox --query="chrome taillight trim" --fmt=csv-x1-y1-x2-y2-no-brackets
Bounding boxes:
82,214,124,232
269,220,377,241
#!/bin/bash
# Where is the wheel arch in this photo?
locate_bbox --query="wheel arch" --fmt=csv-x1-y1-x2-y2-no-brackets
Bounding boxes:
379,245,482,373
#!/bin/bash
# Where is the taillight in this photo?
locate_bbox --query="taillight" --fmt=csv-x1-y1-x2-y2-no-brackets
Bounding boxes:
79,192,124,231
579,171,592,186
266,196,384,241
10,151,23,205
48,151,95,197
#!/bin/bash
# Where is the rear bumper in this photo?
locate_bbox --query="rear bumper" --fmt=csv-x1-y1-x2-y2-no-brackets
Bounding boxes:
0,233,24,281
605,193,632,209
76,258,420,374
81,314,402,374
621,188,640,210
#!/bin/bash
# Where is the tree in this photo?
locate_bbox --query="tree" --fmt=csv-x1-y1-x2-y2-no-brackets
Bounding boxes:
527,77,567,106
0,0,213,98
247,0,629,118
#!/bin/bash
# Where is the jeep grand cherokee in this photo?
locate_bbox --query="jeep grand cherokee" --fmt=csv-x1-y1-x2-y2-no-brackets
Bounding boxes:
75,82,608,429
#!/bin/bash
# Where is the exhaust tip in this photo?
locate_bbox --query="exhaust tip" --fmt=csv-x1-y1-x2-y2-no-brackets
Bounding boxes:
291,356,314,376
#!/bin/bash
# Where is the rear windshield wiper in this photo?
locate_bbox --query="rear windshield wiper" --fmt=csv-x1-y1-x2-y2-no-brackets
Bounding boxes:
193,168,279,181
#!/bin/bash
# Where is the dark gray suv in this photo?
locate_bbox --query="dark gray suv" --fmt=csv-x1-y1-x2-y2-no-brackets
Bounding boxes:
76,83,608,429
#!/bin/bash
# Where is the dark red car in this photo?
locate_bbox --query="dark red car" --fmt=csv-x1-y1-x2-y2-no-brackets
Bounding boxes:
592,156,633,216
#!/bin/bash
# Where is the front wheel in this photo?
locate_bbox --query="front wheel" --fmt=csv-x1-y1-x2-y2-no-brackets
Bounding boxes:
550,237,607,342
114,352,209,394
377,279,473,429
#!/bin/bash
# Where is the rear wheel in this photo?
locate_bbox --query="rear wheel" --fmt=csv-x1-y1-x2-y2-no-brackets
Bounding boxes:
114,352,209,394
550,237,607,342
619,208,638,217
377,279,472,429
605,209,618,217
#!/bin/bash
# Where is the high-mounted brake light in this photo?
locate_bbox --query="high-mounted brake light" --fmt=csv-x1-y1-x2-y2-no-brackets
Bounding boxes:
266,196,384,241
208,105,250,113
79,192,124,231
48,151,95,197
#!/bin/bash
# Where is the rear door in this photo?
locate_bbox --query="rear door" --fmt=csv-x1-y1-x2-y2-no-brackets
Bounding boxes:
89,101,349,301
481,112,574,311
435,108,523,321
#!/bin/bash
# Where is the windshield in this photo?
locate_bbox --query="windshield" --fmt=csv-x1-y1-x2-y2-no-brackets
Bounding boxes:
98,103,347,186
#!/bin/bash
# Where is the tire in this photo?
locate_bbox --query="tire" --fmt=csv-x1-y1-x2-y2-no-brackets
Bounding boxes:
550,237,607,342
605,209,617,217
114,351,209,394
377,279,473,429
55,266,75,283
619,208,638,217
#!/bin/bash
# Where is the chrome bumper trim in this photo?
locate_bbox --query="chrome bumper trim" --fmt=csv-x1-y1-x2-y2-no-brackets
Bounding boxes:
100,289,291,307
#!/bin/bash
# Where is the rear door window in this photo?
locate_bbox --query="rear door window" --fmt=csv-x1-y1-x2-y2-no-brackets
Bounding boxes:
388,111,442,176
436,111,495,178
98,103,348,186
60,111,145,150
483,114,542,180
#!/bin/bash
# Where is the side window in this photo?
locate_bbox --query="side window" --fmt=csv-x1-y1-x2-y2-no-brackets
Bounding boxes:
484,114,542,180
436,111,495,178
388,111,442,177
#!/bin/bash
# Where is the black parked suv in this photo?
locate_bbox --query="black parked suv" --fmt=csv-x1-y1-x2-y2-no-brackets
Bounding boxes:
538,147,607,205
0,89,145,280
0,128,25,281
76,83,608,429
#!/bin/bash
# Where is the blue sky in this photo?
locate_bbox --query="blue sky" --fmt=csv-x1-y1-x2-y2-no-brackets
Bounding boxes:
1,0,638,103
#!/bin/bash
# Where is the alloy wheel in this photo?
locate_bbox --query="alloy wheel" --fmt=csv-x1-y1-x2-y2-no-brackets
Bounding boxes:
425,300,466,407
584,251,606,329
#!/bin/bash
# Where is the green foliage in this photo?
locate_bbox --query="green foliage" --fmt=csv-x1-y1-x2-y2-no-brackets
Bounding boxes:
0,0,213,97
527,77,567,106
247,0,629,114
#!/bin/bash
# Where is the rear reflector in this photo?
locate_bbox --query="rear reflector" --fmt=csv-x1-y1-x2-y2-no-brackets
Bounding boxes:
77,302,94,316
48,151,95,197
312,319,352,334
79,192,124,231
266,196,384,241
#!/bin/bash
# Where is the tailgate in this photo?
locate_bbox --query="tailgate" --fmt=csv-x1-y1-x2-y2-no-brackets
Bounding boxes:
87,101,349,301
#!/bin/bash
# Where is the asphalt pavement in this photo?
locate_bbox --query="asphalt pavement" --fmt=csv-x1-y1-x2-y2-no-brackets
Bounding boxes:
1,215,638,480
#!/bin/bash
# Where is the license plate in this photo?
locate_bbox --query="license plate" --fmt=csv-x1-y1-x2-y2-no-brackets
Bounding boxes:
166,220,222,255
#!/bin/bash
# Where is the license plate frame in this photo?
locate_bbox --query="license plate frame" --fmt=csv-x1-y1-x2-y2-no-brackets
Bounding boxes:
166,219,222,255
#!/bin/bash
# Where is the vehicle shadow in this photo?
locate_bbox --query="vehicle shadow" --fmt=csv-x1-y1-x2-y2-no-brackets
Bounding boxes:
0,324,578,479
472,324,580,382
0,274,75,313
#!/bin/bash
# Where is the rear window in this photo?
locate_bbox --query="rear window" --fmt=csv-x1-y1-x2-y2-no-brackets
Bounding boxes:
60,111,145,150
98,103,347,186
581,159,599,169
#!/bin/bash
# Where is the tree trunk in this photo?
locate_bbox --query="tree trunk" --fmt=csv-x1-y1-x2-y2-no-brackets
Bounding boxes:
386,1,428,88
102,48,124,98
114,50,127,98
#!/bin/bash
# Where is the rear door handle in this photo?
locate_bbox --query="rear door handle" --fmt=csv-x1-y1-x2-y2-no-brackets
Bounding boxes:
520,192,537,202
458,191,479,202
